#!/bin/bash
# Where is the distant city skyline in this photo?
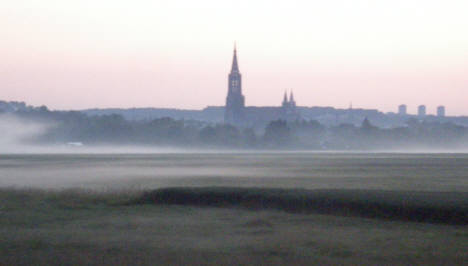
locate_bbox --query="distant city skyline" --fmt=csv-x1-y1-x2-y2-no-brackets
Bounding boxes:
1,1,467,115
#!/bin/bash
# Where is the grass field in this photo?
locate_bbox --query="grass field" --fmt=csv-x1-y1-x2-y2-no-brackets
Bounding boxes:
1,153,467,265
0,188,467,265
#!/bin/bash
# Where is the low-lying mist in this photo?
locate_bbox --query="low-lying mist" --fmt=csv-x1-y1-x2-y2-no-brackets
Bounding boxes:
0,114,208,154
0,114,51,153
1,153,467,193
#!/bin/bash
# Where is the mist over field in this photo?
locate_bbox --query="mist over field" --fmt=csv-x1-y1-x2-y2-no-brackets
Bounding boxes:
0,114,51,153
1,152,467,265
1,106,467,265
1,153,467,192
2,123,467,265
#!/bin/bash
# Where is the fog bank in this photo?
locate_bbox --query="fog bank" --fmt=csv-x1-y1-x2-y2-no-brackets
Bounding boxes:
0,114,51,153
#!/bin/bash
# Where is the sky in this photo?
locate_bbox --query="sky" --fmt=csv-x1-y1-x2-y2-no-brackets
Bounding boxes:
1,0,468,115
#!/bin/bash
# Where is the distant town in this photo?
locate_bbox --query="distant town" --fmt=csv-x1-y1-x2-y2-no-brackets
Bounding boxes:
2,48,468,150
2,47,467,129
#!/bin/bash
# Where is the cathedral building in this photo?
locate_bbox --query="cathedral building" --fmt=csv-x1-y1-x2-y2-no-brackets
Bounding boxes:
224,47,299,126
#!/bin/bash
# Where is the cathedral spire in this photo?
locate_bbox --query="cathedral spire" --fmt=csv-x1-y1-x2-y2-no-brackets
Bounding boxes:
289,90,296,108
225,43,245,125
231,44,239,73
283,91,288,103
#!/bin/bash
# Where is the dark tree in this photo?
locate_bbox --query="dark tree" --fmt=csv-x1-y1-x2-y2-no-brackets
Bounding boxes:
264,120,292,146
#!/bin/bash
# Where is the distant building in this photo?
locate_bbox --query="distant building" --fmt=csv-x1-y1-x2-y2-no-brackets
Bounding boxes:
281,91,299,120
418,105,426,116
398,104,407,115
224,45,245,125
224,47,300,126
437,106,445,117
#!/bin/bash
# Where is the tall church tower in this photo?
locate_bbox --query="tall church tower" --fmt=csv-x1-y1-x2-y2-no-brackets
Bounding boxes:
224,45,245,125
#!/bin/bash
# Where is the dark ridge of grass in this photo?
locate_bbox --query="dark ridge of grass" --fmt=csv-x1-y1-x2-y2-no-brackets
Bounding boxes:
134,187,468,225
0,187,141,210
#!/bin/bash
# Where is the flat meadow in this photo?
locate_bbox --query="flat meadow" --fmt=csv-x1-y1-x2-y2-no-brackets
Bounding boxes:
0,152,467,265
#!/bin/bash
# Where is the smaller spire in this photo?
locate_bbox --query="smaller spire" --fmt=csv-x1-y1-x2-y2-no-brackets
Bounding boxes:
289,90,296,108
282,90,289,107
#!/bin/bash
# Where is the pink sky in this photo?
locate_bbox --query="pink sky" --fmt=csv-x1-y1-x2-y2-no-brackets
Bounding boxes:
1,0,468,115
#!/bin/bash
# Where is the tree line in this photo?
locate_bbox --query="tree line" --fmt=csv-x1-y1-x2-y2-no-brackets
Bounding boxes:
7,107,468,150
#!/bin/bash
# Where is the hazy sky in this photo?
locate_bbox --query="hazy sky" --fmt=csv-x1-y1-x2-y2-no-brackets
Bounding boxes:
1,0,468,115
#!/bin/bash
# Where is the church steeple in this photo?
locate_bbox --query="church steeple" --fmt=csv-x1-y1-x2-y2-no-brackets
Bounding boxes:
231,44,239,73
282,91,288,107
225,44,245,125
289,90,296,108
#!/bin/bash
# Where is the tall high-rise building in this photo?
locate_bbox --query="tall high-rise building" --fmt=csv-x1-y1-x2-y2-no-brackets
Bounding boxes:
418,105,426,116
224,45,245,125
437,106,445,117
398,104,407,115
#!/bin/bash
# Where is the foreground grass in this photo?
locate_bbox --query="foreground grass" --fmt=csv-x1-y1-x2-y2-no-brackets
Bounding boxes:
1,188,467,265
